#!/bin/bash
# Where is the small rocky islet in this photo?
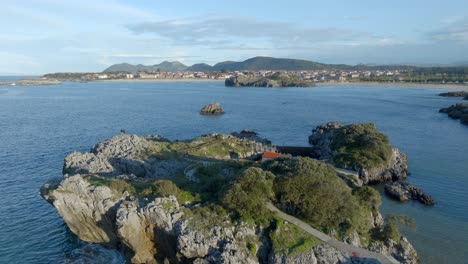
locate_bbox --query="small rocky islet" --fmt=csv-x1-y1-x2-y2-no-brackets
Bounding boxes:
199,103,225,115
41,123,424,264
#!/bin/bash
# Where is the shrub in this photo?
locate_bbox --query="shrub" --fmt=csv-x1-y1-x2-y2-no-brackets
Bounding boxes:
352,186,382,211
330,124,393,169
222,167,275,223
269,158,373,236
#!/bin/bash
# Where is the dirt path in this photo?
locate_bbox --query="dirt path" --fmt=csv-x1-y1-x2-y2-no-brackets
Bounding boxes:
266,203,400,264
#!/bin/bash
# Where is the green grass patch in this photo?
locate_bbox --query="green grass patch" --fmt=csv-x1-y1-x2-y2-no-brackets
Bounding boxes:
270,217,321,256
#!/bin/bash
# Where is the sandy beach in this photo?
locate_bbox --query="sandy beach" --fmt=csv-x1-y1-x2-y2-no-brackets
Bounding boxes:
95,78,224,83
315,81,468,90
97,79,468,90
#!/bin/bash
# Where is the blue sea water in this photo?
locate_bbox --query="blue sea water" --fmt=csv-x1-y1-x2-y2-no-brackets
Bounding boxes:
0,81,466,263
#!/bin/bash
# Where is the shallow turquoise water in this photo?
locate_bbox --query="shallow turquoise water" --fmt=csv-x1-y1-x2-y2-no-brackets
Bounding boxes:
0,81,466,263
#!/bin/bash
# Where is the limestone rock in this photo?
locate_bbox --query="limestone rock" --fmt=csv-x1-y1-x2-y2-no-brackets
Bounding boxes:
368,236,418,264
40,175,123,246
200,103,225,115
63,152,113,175
116,196,182,264
385,181,435,205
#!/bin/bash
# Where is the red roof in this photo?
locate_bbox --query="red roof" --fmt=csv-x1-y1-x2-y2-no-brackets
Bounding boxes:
262,152,281,159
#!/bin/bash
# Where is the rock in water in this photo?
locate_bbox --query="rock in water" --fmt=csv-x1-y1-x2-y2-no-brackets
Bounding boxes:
385,181,435,205
200,103,225,115
438,91,468,98
439,103,468,125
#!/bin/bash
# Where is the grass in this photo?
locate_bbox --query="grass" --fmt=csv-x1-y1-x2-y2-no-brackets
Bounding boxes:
181,204,231,235
270,217,321,256
85,175,198,204
141,134,257,160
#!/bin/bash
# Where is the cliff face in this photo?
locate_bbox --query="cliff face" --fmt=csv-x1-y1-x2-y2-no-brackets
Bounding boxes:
42,133,419,264
309,122,408,184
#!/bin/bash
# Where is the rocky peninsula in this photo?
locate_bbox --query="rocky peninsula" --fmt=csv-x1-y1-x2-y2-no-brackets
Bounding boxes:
0,78,62,86
41,131,418,264
309,122,433,205
225,73,315,88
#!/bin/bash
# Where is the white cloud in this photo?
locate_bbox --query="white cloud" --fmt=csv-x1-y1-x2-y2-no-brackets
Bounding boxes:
428,17,468,41
127,17,379,49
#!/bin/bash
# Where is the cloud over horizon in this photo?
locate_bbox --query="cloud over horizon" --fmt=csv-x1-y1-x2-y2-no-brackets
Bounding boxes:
1,0,468,74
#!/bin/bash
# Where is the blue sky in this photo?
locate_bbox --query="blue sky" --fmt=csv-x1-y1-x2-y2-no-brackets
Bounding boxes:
1,0,468,74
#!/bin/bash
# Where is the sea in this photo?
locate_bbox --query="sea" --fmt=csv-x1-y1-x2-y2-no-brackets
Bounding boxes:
0,79,466,263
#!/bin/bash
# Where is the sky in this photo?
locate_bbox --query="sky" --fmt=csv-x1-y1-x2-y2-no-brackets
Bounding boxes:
1,0,468,74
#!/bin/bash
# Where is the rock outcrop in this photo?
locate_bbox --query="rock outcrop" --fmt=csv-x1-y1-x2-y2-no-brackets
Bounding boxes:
200,103,224,115
439,103,468,125
438,91,468,98
116,196,183,263
309,122,408,184
40,175,124,246
385,181,435,205
225,73,315,88
42,132,420,263
368,237,418,264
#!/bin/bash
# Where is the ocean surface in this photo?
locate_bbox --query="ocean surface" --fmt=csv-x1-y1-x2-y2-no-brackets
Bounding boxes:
0,80,466,264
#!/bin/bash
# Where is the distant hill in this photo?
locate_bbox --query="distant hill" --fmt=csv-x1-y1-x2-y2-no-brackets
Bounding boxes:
103,61,188,73
103,56,423,73
186,63,214,72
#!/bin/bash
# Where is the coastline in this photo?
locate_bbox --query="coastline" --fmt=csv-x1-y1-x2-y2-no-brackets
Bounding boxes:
315,81,468,90
94,78,224,83
97,79,468,90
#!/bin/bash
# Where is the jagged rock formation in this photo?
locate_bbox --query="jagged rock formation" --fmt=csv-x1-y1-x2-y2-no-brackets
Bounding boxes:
309,122,408,184
368,237,418,264
439,103,468,125
385,181,435,205
40,175,124,246
199,103,225,115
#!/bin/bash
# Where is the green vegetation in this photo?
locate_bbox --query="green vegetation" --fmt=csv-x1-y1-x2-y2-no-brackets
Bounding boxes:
82,132,406,251
352,186,382,212
267,72,315,87
371,215,416,243
181,204,231,234
86,175,136,195
222,167,275,223
330,124,393,170
264,158,375,239
85,175,197,204
142,134,256,160
270,217,321,256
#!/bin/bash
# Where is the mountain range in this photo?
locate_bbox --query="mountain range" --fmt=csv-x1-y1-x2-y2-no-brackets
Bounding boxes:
103,56,421,73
